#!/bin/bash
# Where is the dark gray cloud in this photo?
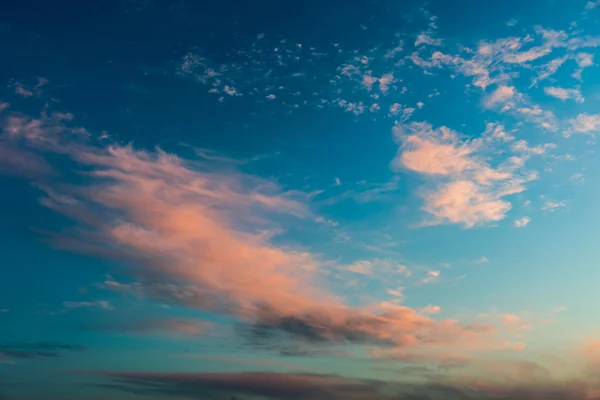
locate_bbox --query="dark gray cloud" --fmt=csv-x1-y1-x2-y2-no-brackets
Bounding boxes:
0,342,86,351
0,342,86,361
99,370,600,400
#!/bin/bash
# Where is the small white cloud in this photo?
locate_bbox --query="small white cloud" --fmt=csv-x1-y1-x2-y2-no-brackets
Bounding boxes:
542,201,566,211
223,85,241,96
15,85,34,98
334,177,342,186
62,300,113,311
543,86,584,103
484,85,515,108
569,113,600,134
387,287,405,299
415,32,442,47
514,216,531,228
389,103,402,116
265,94,276,100
422,270,440,284
420,305,441,314
570,173,585,183
473,256,489,264
506,18,519,27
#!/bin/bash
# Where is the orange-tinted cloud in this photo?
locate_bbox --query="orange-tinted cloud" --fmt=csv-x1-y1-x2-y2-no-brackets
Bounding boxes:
0,109,495,352
391,121,538,227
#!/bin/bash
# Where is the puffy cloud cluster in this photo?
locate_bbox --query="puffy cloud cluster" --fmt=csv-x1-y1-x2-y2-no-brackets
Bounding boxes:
392,121,539,227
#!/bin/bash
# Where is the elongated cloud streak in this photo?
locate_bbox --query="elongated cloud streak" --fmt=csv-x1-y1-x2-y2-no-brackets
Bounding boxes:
0,109,495,350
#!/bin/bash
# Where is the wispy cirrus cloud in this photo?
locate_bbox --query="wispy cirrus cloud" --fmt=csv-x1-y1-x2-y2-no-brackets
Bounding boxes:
484,85,516,109
62,300,113,311
0,342,86,363
543,86,584,103
84,316,213,336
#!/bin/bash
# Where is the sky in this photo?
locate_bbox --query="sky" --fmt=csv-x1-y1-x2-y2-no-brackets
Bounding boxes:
3,0,600,398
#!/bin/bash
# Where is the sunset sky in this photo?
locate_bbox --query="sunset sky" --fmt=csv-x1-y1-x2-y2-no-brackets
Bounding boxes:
2,0,600,399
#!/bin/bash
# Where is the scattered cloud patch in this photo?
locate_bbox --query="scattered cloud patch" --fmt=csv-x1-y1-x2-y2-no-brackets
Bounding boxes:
62,300,113,311
569,113,600,134
543,86,584,102
514,216,531,228
542,201,566,211
484,86,515,109
392,122,538,227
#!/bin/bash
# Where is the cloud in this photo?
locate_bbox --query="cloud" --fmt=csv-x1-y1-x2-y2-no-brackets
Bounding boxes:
585,1,600,9
422,180,515,226
569,113,600,134
500,314,531,331
387,287,405,300
484,85,515,108
14,85,34,98
543,86,584,102
84,316,212,336
422,270,440,284
100,369,600,400
0,342,85,362
415,32,442,47
542,201,566,211
420,305,441,314
514,216,531,228
514,106,559,131
532,56,568,85
62,300,113,311
483,122,514,142
392,122,537,227
343,258,411,277
102,371,388,400
472,256,489,265
573,53,594,80
393,130,475,176
0,109,495,351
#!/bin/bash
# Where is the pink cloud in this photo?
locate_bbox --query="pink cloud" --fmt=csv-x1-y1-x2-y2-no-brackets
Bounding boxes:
421,270,441,284
92,317,213,337
484,85,515,108
0,108,497,351
423,180,514,227
420,305,441,314
15,85,34,98
392,121,537,227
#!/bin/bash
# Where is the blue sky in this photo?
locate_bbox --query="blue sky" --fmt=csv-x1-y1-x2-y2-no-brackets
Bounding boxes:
2,0,600,399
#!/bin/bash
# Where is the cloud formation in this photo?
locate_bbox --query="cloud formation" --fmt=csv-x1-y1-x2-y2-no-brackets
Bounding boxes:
392,121,538,227
0,109,496,352
99,369,600,400
0,342,86,362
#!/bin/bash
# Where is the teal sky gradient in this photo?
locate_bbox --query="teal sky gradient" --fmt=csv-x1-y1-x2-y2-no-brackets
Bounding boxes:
2,0,600,399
